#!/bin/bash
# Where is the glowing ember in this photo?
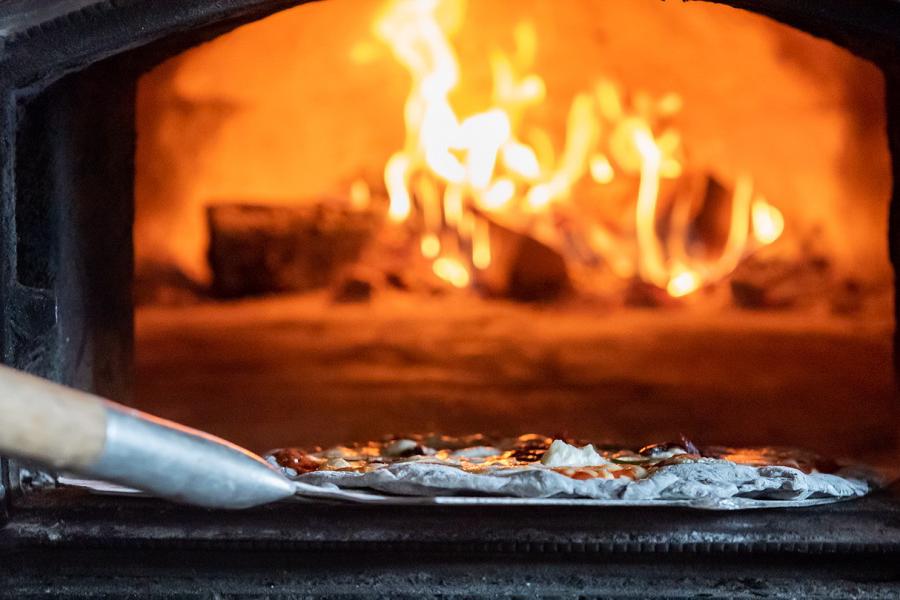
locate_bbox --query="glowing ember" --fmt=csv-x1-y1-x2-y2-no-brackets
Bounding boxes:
752,197,786,246
472,217,491,270
667,270,702,298
432,256,470,287
373,0,784,298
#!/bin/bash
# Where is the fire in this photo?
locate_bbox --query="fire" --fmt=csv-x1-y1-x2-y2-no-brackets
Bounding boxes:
667,269,702,299
432,256,470,288
372,0,784,296
752,197,786,245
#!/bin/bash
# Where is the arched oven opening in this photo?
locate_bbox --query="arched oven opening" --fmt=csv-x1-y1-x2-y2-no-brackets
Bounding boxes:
1,0,899,595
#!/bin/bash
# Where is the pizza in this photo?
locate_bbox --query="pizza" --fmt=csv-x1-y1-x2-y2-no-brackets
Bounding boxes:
266,434,874,506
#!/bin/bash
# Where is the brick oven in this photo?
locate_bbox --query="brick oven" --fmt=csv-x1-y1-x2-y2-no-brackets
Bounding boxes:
1,0,900,596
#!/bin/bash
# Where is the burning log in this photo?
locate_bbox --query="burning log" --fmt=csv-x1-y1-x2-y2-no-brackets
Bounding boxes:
669,172,734,252
730,253,832,309
475,216,570,302
830,278,865,315
207,202,377,298
624,278,679,308
331,265,381,303
617,172,734,307
332,277,375,303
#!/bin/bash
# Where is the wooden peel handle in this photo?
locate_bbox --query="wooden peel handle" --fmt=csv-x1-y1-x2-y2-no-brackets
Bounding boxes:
0,365,107,470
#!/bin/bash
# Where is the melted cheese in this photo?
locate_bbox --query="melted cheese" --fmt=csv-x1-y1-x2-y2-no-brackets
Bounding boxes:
540,440,608,467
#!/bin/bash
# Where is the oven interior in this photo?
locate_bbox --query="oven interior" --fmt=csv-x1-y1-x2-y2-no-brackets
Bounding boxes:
127,0,896,459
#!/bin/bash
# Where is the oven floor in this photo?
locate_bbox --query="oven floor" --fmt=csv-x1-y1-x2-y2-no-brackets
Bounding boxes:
135,291,896,455
2,485,899,598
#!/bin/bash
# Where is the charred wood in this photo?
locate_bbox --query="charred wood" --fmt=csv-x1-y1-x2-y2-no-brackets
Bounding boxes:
206,202,377,298
475,216,570,302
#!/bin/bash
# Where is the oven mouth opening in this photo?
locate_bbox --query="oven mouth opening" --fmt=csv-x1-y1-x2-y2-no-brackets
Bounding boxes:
126,0,896,460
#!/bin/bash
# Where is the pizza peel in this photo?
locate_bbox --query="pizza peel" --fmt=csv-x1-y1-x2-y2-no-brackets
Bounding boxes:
0,364,295,508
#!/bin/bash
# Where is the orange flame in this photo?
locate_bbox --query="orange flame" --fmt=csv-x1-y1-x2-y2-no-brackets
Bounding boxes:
432,256,470,287
374,0,784,296
752,197,785,245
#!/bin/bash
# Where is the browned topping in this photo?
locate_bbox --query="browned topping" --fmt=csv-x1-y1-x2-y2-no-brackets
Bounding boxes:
702,446,838,474
270,448,324,474
269,435,838,481
508,434,553,462
639,442,686,457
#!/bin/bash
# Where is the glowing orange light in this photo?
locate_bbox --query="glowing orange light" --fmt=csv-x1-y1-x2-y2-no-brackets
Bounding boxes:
589,154,614,184
385,154,412,222
472,217,492,269
373,0,785,298
433,256,470,287
443,185,464,227
502,142,541,180
632,126,669,288
667,269,702,298
752,197,785,245
483,178,516,210
421,234,441,258
350,179,371,210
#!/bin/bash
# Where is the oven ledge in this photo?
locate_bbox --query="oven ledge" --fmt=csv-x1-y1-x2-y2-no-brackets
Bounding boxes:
0,485,899,597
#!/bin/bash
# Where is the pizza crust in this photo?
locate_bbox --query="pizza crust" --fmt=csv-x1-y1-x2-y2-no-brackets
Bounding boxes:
287,459,870,504
267,436,877,508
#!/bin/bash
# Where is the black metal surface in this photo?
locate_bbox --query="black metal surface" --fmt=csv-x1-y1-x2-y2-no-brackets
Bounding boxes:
0,458,8,525
1,487,900,598
3,550,900,599
697,0,900,63
5,58,137,399
886,67,900,386
3,486,900,555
